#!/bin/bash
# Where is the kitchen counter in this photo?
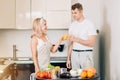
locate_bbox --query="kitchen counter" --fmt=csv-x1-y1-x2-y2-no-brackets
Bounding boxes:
14,60,33,64
0,57,67,73
14,57,67,64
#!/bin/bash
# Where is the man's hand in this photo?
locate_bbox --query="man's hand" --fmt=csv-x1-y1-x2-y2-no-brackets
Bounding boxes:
69,34,77,42
66,59,71,69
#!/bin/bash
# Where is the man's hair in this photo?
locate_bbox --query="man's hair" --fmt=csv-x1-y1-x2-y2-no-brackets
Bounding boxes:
71,3,83,10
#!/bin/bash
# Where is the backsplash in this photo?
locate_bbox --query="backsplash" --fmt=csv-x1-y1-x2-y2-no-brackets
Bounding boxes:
0,29,68,58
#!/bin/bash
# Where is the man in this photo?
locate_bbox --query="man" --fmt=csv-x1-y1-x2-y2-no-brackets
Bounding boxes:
66,3,97,69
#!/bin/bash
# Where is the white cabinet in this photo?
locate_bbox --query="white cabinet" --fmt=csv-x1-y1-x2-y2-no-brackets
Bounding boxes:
46,0,71,29
16,0,31,29
32,0,71,29
0,0,16,29
0,0,71,29
31,0,46,22
46,0,70,11
16,0,46,29
47,11,71,29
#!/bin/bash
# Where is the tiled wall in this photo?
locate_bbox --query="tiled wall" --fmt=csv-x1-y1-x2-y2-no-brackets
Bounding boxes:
0,29,68,58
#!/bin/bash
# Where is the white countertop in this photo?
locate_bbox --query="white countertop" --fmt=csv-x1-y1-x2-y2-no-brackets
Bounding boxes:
14,60,33,64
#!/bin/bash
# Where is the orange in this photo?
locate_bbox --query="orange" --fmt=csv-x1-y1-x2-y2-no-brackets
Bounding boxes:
55,66,60,71
62,34,68,40
80,70,87,78
87,71,94,78
85,67,96,74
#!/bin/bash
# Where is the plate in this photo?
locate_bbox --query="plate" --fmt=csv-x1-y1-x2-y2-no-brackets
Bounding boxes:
80,73,99,80
71,75,79,78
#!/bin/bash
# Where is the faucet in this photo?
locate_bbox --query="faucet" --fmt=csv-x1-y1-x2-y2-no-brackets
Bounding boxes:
13,44,18,61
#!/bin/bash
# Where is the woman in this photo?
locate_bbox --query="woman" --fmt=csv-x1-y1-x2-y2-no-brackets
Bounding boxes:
31,18,64,73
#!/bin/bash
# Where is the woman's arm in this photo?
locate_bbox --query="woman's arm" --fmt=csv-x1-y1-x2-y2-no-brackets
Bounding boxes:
50,34,69,53
31,37,40,72
50,38,62,53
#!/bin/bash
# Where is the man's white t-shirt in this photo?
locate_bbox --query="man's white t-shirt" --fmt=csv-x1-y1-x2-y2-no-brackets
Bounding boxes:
69,19,97,50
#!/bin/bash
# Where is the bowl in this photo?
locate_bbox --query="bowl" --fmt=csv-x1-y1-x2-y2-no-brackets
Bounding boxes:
70,69,77,77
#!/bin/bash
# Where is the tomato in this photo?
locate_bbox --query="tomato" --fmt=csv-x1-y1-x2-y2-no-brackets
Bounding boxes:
43,71,48,78
36,72,44,78
47,73,51,79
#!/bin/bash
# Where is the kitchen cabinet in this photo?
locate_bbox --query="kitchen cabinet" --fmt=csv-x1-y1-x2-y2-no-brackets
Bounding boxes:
46,11,71,29
16,0,31,29
0,0,31,29
46,0,71,29
31,0,71,29
0,0,71,29
0,0,16,29
16,0,46,29
31,0,46,22
46,0,70,11
13,64,34,80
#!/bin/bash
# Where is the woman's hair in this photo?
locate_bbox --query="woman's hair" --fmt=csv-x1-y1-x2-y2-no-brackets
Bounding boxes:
31,18,45,38
32,18,41,32
71,3,83,11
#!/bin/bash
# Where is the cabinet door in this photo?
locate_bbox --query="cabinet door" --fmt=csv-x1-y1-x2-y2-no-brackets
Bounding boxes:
16,0,31,29
46,0,71,11
47,11,71,29
46,0,71,29
0,0,16,29
31,0,46,22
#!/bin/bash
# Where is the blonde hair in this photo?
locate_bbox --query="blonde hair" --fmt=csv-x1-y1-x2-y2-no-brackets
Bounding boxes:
32,18,41,32
31,18,46,38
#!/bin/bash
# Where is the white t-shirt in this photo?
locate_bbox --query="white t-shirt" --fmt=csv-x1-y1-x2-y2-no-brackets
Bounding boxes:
69,19,97,50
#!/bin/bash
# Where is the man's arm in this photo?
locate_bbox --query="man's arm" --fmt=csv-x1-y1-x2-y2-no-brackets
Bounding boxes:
66,40,73,68
69,35,96,47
